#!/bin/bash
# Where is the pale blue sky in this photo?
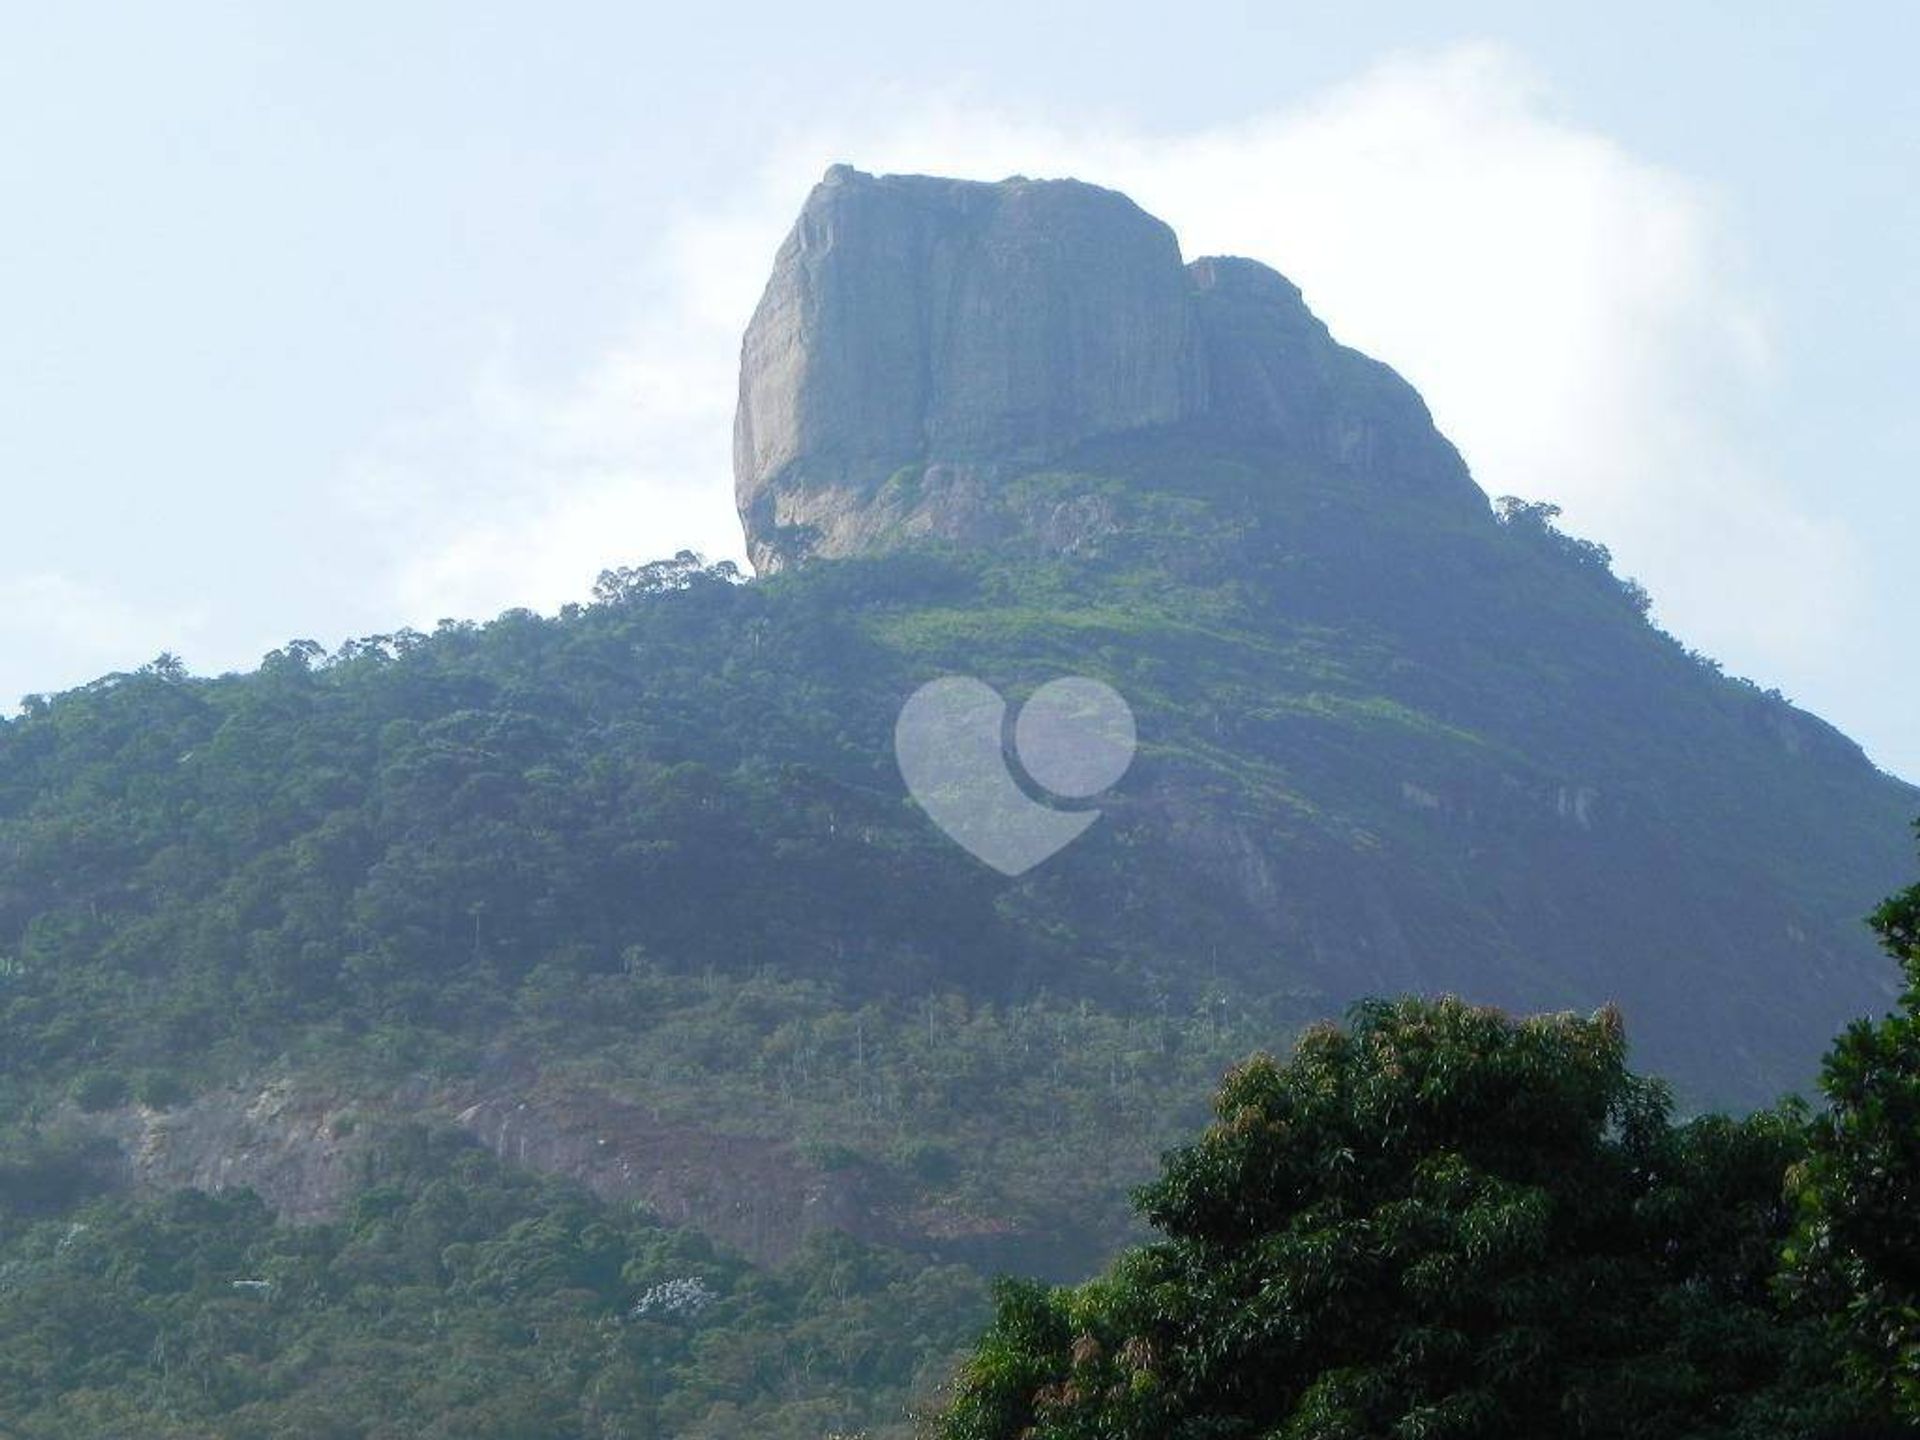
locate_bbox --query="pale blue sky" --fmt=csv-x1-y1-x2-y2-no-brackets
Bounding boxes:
2,3,1914,778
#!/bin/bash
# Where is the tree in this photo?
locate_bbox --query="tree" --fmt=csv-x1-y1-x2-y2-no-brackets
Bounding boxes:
1495,495,1652,615
592,550,741,604
932,997,1854,1440
1788,821,1920,1418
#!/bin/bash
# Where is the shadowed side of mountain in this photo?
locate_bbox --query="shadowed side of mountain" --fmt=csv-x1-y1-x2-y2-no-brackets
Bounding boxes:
727,164,1918,1107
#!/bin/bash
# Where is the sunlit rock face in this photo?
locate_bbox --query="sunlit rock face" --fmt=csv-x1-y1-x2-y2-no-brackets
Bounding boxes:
732,166,1481,572
733,166,1202,572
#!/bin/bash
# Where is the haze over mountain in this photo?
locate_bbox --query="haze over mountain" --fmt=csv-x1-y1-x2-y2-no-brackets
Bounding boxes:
727,164,1915,1102
0,164,1912,1437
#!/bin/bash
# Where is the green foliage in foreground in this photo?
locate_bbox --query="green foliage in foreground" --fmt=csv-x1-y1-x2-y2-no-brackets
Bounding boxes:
0,1123,986,1440
1791,822,1920,1419
932,997,1875,1440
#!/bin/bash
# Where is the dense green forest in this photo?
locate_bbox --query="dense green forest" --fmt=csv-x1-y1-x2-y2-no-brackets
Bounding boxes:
0,433,1915,1434
0,447,1910,1123
0,1120,985,1438
1,830,1916,1436
931,849,1920,1439
0,542,1286,1435
0,545,1283,1275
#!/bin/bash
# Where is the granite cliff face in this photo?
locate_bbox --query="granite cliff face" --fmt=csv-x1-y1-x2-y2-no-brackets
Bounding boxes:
734,166,1481,571
1183,256,1474,499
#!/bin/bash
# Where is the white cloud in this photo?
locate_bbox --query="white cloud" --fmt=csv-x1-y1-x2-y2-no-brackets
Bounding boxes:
339,312,748,627
0,572,210,703
344,42,1869,732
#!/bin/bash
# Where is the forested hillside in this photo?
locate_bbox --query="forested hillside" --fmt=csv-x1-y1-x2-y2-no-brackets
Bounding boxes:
930,848,1920,1439
0,493,1912,1430
0,1123,985,1439
2,172,1914,1432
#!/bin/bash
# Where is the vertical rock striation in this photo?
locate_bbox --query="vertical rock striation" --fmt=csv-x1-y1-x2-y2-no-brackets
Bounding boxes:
733,165,1481,572
1184,255,1475,501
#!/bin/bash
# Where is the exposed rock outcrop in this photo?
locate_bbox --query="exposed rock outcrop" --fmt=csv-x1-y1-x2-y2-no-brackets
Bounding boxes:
74,1074,1068,1270
733,166,1481,571
84,1081,366,1223
1185,255,1474,500
735,166,1202,572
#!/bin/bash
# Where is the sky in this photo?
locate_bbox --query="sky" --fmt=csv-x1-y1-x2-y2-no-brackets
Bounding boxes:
1,3,1914,779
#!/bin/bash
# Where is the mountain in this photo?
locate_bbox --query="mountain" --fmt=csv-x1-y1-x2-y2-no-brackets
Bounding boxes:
734,166,1475,572
728,164,1915,1104
0,165,1913,1436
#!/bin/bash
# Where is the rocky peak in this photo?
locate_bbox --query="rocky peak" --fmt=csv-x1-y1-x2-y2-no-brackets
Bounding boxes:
1185,254,1478,498
733,166,1480,572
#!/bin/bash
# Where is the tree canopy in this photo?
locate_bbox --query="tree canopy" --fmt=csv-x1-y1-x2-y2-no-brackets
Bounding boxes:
1790,821,1920,1418
933,996,1869,1440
